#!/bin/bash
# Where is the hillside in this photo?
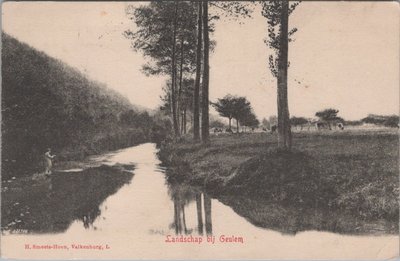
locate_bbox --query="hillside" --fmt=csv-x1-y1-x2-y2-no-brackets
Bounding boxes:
1,33,170,178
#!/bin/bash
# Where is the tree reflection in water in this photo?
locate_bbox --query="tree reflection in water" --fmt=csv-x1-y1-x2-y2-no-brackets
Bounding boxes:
165,175,397,236
167,182,212,236
1,164,134,234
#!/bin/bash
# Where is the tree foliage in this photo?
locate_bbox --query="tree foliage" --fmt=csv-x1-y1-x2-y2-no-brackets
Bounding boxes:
125,2,197,76
262,1,300,78
211,95,237,128
209,119,226,129
315,108,340,122
362,114,399,128
290,116,308,126
211,95,257,131
240,110,260,128
2,34,168,178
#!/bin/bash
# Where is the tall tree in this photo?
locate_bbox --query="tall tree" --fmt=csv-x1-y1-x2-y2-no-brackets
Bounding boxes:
262,1,300,150
125,2,198,139
179,79,194,134
201,1,210,143
193,2,202,141
170,2,180,137
127,1,252,141
198,1,253,143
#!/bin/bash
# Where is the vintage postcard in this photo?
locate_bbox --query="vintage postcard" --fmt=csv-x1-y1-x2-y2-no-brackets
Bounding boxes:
1,1,399,260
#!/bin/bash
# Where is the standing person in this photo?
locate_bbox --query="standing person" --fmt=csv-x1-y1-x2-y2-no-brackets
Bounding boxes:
44,148,56,175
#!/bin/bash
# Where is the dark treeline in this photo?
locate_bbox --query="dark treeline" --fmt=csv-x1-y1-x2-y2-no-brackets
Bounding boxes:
2,33,170,178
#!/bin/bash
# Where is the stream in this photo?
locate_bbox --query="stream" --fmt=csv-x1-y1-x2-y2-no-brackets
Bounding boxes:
1,143,398,259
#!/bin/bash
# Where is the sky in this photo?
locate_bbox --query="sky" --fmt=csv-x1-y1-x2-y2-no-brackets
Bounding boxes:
2,1,399,120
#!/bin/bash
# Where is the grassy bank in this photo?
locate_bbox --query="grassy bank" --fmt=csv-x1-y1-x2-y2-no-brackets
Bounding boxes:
158,129,399,225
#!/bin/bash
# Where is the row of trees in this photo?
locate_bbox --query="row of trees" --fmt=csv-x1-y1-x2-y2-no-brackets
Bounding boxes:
361,114,399,128
262,108,343,130
126,1,252,143
262,109,400,130
127,1,300,149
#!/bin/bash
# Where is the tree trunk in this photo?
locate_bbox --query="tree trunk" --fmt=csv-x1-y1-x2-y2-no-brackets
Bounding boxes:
201,1,210,143
236,119,239,133
171,1,180,138
190,113,193,133
277,0,292,150
229,117,232,130
168,91,173,115
181,111,185,133
173,199,180,234
193,2,202,141
177,37,185,132
183,108,187,134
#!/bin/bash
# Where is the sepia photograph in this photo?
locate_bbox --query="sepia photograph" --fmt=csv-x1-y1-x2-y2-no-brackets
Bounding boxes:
1,1,399,259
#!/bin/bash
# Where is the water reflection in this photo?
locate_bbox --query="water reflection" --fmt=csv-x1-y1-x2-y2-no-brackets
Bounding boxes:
165,175,397,236
1,164,134,234
167,182,213,235
204,194,212,235
196,193,203,235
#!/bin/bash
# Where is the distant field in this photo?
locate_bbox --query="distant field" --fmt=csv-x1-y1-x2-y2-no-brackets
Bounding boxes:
172,128,398,178
160,128,399,224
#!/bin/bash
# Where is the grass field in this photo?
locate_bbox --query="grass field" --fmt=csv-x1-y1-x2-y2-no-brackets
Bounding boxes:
159,128,399,226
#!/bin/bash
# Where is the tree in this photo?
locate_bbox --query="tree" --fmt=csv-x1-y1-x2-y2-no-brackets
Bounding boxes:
209,119,225,129
127,2,253,142
211,95,237,130
231,97,252,133
240,110,259,131
261,117,270,129
315,108,341,130
179,79,194,134
211,95,254,133
199,1,253,143
193,2,202,141
125,2,198,138
290,116,308,130
262,1,300,150
269,115,278,127
2,33,162,178
361,114,399,128
384,116,399,128
170,2,179,137
201,1,210,143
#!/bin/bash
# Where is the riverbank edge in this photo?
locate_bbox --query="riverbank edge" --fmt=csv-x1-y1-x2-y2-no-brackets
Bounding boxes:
157,136,399,223
2,138,151,181
157,141,321,201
